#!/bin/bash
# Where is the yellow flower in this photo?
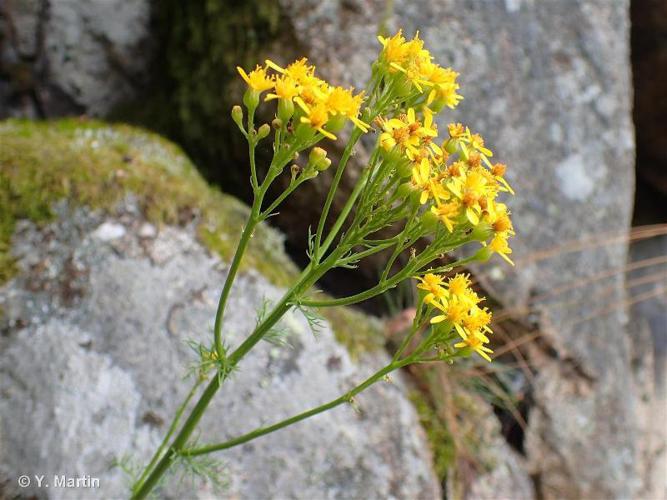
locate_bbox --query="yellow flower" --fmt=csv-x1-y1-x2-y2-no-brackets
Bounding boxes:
296,98,336,140
430,201,460,232
325,87,369,132
489,232,514,265
237,65,274,92
491,162,514,194
447,274,471,297
447,123,468,139
469,133,493,159
455,334,493,362
448,168,493,226
377,30,409,69
266,57,315,84
426,66,463,109
463,304,492,332
486,202,514,235
417,273,448,304
411,158,433,205
380,108,436,158
265,75,300,101
431,299,468,338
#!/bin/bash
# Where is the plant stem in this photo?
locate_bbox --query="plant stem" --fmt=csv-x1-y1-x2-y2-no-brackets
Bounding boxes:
131,259,324,500
183,359,409,457
133,379,202,492
313,128,364,261
131,375,221,500
212,212,259,361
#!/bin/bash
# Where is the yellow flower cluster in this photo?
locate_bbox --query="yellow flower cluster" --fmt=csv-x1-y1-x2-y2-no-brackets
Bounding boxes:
373,31,515,265
237,58,368,140
417,273,494,362
377,30,462,110
379,108,515,264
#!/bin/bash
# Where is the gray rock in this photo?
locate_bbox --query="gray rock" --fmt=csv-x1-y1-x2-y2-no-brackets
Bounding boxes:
0,199,440,499
0,0,151,117
275,0,639,497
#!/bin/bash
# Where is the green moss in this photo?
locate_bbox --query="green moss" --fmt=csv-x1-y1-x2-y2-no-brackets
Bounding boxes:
408,390,457,480
0,118,298,286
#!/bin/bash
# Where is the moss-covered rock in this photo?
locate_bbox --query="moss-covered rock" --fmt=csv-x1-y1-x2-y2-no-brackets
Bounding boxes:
0,118,386,357
0,118,298,285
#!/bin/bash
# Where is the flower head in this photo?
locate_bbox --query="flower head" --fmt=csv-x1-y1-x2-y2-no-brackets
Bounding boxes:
237,65,274,92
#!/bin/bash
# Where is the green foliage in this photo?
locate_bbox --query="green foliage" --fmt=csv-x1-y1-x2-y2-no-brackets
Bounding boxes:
172,452,228,493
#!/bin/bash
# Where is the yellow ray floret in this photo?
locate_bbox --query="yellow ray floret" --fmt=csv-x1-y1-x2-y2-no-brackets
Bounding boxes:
237,65,274,92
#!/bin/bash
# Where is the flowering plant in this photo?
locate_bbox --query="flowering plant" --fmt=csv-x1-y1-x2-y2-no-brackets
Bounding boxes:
131,30,515,498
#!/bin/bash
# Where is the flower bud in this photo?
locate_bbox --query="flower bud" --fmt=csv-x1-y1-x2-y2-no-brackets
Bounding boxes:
420,210,439,231
243,89,260,111
277,98,294,122
304,147,330,173
444,139,459,155
326,114,347,134
473,246,492,263
256,123,271,140
395,182,414,200
470,221,492,242
231,105,244,130
395,160,412,178
272,118,283,130
290,164,301,181
295,122,316,142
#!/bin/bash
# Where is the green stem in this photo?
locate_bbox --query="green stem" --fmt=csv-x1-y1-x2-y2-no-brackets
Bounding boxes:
261,178,305,218
212,212,260,360
131,259,325,500
131,375,221,500
318,163,373,257
133,379,202,492
313,128,364,261
183,359,409,457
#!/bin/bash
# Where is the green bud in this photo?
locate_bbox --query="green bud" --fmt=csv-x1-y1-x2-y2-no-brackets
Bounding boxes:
317,158,332,171
444,139,459,155
429,99,445,113
473,245,492,262
272,118,283,130
243,89,260,111
231,105,244,130
295,123,316,142
470,221,492,242
256,123,271,140
277,98,294,122
308,146,327,164
326,114,347,134
395,182,414,200
395,160,412,178
420,210,439,231
307,147,331,172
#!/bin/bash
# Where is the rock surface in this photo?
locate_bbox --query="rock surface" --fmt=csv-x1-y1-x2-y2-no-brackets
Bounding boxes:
0,0,151,117
275,1,641,498
0,123,441,499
